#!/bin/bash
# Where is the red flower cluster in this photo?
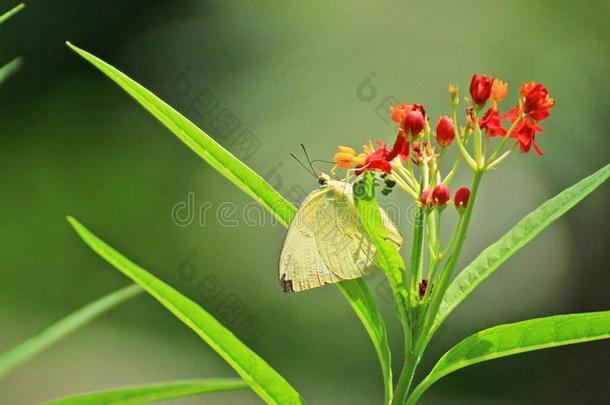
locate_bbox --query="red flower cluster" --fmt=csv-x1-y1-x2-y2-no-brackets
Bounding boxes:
475,76,554,155
420,184,471,212
504,82,555,155
332,73,555,182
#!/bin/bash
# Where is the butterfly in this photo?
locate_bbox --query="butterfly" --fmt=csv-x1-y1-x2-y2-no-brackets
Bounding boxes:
279,172,403,292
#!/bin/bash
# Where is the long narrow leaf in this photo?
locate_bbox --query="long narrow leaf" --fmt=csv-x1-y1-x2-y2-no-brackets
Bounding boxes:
433,164,610,334
66,42,293,227
66,42,392,399
339,280,392,404
67,217,305,405
0,57,23,86
41,378,248,405
408,311,610,404
0,285,141,378
0,3,25,25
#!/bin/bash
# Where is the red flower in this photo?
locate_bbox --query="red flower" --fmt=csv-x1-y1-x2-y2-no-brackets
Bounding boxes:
402,110,425,137
432,184,451,206
391,102,428,137
511,120,544,155
387,131,409,161
503,82,554,156
356,142,392,174
435,116,455,147
470,73,494,106
454,187,471,211
479,108,506,138
521,82,555,121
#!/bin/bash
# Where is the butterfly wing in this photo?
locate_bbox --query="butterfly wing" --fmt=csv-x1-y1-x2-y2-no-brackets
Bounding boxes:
279,189,341,292
279,181,403,292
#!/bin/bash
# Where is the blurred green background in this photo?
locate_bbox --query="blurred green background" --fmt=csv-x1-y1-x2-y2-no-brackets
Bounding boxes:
1,1,609,404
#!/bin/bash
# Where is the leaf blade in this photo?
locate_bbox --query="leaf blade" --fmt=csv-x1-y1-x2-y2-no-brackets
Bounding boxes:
67,216,305,405
0,285,142,379
41,378,248,405
433,164,610,334
66,41,295,227
338,279,393,404
0,57,23,87
0,3,25,25
408,311,610,404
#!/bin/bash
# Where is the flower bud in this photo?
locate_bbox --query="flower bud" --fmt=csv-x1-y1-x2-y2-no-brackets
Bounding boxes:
418,279,428,299
448,84,459,106
454,187,471,212
401,110,425,137
469,73,494,106
432,184,451,206
435,116,455,147
420,188,434,208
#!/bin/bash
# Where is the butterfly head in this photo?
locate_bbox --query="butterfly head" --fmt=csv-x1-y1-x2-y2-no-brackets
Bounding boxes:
318,173,330,185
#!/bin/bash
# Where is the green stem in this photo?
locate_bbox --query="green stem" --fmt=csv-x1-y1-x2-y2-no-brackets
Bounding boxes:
399,170,483,404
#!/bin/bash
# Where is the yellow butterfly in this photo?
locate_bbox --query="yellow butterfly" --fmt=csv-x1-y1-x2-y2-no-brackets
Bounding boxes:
279,173,402,292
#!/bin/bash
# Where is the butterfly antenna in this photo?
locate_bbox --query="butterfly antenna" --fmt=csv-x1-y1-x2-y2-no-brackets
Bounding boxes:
290,152,317,178
300,143,319,177
310,159,335,165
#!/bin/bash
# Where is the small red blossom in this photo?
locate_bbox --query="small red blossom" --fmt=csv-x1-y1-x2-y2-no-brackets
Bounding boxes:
521,82,555,121
432,184,451,206
454,187,471,211
402,110,425,137
512,120,544,155
356,142,392,174
418,279,428,299
480,108,506,138
420,188,434,208
435,116,455,147
470,73,494,106
503,82,554,155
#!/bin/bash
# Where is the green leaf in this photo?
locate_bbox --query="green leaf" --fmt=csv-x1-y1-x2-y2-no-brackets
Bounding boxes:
0,285,141,379
339,279,393,405
353,174,411,404
353,174,408,306
66,41,294,227
0,57,23,87
41,378,248,405
66,42,392,400
0,3,25,25
67,217,305,405
433,163,610,334
408,311,610,404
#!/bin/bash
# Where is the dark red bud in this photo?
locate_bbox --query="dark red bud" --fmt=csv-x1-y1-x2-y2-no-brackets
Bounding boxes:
432,184,451,206
435,115,455,147
469,73,494,106
454,187,471,211
418,279,428,299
